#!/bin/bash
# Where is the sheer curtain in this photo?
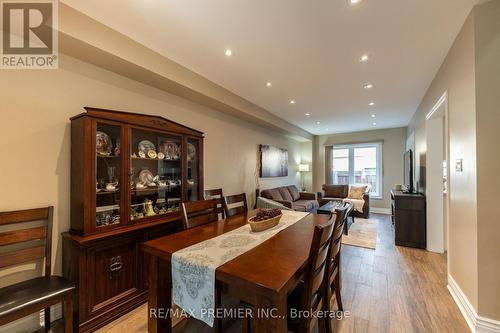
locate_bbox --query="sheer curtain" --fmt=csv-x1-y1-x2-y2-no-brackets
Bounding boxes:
325,146,333,185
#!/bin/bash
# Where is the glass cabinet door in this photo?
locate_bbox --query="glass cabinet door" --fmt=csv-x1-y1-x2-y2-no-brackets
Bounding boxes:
130,128,182,222
187,138,201,201
95,122,122,228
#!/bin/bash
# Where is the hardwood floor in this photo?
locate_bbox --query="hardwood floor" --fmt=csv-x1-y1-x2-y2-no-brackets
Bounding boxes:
45,214,469,333
332,214,469,333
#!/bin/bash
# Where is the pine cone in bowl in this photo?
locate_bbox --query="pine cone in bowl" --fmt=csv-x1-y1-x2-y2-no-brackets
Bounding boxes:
250,208,282,222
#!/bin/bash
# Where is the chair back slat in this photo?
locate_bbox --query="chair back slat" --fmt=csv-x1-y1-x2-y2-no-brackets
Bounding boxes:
223,193,248,217
0,206,53,274
0,246,45,269
0,226,47,246
204,188,225,218
327,203,350,276
0,207,49,225
311,262,327,296
303,219,335,314
181,200,219,230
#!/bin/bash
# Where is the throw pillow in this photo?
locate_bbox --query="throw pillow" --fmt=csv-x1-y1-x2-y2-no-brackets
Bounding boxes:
287,185,301,201
348,185,367,200
278,187,293,202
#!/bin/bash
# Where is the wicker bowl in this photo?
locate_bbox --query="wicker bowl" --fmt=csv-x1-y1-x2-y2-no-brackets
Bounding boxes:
248,213,283,232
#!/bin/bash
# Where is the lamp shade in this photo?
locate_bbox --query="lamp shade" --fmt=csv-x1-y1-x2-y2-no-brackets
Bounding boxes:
298,164,310,172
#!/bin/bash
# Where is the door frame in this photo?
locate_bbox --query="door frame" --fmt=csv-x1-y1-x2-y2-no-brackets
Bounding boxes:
425,91,450,259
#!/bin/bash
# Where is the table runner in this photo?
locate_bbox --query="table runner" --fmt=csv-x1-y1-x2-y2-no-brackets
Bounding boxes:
171,210,309,326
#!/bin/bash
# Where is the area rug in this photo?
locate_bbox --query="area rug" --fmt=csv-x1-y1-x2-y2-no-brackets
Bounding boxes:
341,218,378,250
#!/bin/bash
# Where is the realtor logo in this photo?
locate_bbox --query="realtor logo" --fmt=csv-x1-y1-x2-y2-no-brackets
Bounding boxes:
1,0,58,69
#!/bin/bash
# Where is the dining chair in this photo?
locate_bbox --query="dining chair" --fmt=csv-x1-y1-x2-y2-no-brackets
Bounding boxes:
241,217,335,333
325,202,351,333
223,193,248,217
344,200,355,235
204,188,225,219
0,206,75,332
181,199,219,230
287,218,335,333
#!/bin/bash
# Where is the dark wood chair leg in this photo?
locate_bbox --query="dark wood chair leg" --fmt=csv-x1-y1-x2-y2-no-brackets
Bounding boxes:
318,316,327,333
63,293,73,333
334,274,343,312
325,281,333,333
44,307,51,332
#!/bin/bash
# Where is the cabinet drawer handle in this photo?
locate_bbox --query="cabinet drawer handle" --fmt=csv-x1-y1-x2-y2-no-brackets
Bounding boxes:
110,262,122,271
109,256,123,279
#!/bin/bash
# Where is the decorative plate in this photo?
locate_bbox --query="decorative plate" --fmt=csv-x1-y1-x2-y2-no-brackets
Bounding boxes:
147,150,157,159
138,169,154,185
159,140,180,160
96,131,112,156
187,143,196,161
157,152,165,159
138,140,156,153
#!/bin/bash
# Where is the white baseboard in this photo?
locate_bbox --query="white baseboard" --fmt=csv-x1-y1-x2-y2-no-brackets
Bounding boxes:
0,304,62,333
447,274,500,333
370,207,391,215
478,318,500,333
447,274,477,332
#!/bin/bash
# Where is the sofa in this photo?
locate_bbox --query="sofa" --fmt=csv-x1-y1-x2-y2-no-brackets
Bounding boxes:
260,185,319,212
256,197,293,211
317,184,370,218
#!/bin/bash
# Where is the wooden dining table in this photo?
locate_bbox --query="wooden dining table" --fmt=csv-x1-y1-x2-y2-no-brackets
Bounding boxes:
142,210,330,333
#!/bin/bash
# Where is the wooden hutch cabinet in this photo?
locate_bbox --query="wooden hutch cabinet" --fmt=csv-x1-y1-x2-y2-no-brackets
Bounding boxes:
62,107,204,332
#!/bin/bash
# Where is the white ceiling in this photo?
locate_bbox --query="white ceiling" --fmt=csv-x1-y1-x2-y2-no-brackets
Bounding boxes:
62,0,476,135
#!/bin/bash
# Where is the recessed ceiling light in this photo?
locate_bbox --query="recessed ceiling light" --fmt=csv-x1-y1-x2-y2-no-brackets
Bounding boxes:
360,54,369,63
224,49,233,57
363,83,374,89
368,102,375,106
305,113,311,116
373,122,377,126
290,100,296,104
371,114,376,118
316,121,321,125
266,82,272,87
348,0,362,5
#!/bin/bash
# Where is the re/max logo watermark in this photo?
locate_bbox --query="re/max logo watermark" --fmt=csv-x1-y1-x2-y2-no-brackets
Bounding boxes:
1,0,58,69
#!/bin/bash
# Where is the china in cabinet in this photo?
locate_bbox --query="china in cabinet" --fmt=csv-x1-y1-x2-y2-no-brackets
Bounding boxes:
63,107,203,332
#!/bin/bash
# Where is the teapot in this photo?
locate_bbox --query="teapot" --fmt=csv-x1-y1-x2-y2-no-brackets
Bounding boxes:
143,199,156,217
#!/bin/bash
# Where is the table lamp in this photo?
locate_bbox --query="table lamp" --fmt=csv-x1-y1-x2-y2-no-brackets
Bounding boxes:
298,164,310,190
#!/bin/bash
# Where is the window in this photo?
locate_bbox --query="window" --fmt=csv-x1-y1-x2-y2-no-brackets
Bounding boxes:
328,142,382,198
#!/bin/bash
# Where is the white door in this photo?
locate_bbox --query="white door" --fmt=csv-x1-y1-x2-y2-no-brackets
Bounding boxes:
426,115,445,253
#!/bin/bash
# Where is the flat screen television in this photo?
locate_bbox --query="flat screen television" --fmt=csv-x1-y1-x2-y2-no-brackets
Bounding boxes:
403,149,414,193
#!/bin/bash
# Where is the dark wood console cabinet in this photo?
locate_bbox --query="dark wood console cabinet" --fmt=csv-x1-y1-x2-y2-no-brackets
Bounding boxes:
391,190,426,249
63,108,204,332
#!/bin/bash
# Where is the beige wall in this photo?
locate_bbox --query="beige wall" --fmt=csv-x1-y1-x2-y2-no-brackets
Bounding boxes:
407,10,478,310
313,127,407,210
408,3,500,321
474,0,500,320
0,54,305,285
